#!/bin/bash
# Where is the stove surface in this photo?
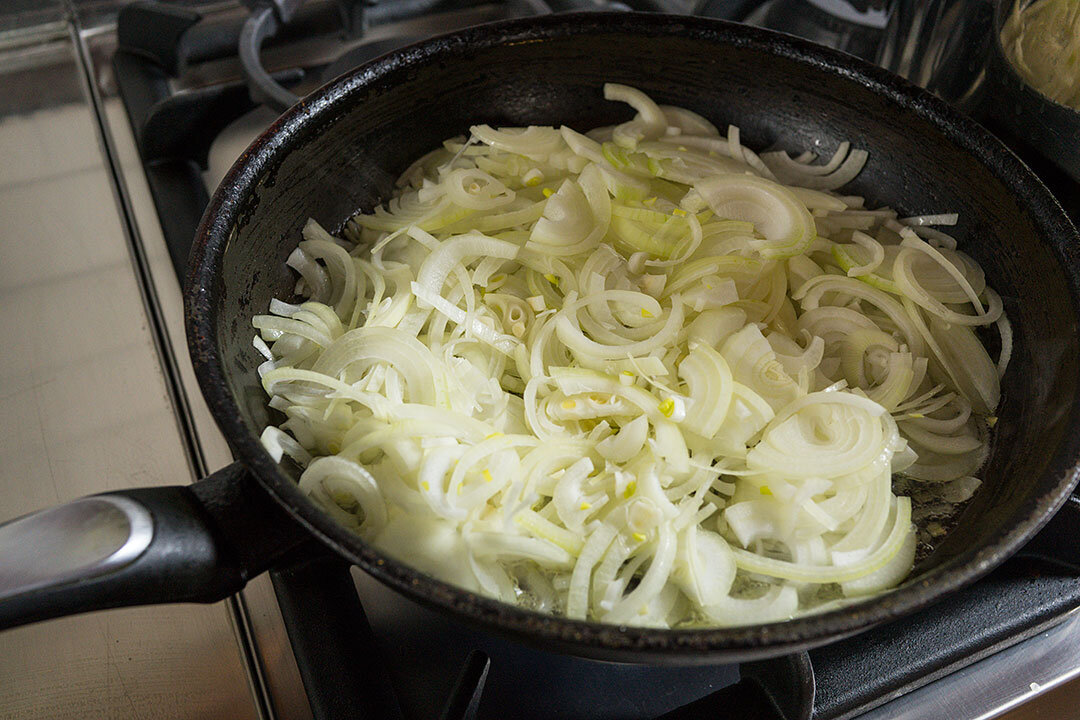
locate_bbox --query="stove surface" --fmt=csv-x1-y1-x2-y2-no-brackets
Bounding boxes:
1,1,1078,719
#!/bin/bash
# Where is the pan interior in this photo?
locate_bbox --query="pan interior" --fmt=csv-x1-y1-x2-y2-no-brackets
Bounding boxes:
206,18,1080,640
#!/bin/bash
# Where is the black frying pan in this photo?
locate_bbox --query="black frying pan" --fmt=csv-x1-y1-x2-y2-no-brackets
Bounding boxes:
2,13,1079,665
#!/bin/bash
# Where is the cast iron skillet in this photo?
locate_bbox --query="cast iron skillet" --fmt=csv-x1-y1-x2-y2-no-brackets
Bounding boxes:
1,13,1079,664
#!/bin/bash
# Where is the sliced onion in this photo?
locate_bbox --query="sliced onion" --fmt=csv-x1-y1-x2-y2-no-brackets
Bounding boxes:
929,317,1001,414
255,83,1006,630
701,585,798,626
567,524,619,619
299,456,388,537
730,497,911,583
721,324,803,412
694,174,815,259
470,124,564,157
746,392,892,478
671,526,736,606
761,142,869,191
604,83,668,149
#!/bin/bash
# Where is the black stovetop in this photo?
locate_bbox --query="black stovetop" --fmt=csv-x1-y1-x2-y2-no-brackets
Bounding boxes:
110,2,1080,718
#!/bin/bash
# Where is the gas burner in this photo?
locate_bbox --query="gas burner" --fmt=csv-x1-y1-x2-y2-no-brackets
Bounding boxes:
234,0,667,112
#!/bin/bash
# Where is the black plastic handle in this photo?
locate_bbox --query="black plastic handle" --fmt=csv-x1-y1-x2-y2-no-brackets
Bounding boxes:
0,462,309,631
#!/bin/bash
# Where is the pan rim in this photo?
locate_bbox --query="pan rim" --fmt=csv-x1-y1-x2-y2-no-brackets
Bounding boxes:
186,11,1080,659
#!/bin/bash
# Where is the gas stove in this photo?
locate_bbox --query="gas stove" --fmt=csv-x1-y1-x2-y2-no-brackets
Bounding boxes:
1,1,1078,718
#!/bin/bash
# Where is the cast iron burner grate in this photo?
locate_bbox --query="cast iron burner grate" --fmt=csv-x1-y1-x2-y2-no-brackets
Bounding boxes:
112,2,1080,718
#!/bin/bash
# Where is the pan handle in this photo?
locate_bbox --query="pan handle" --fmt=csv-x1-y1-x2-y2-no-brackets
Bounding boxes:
0,462,309,631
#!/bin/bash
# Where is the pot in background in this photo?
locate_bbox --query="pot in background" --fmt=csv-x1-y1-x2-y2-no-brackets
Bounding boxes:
982,0,1080,184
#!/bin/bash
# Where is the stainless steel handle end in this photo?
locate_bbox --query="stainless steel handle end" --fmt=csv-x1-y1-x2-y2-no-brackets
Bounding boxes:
0,495,153,602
